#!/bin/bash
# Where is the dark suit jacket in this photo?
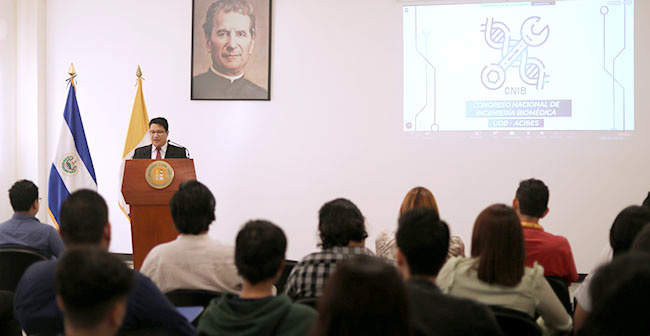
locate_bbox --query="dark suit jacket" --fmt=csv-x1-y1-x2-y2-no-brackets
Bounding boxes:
133,144,187,159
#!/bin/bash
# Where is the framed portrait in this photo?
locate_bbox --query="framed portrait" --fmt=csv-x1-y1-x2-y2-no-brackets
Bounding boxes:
191,0,272,100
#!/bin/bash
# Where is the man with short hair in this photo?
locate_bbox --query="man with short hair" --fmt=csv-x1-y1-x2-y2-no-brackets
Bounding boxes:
396,208,503,336
284,198,374,300
198,220,317,335
13,189,195,335
141,180,242,293
192,0,268,99
132,117,188,159
0,179,64,258
513,178,578,284
55,246,135,336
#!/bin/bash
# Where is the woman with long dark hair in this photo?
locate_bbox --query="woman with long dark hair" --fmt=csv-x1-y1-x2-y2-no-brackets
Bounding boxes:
311,255,411,336
437,204,571,335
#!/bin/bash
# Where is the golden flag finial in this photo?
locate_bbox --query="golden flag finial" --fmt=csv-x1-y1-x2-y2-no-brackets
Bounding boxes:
136,65,143,78
68,63,76,77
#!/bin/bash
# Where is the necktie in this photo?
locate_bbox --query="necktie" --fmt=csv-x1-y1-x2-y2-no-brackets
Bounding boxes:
156,147,162,159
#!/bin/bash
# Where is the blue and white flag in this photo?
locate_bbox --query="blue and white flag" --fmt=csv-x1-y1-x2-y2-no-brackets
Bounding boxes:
48,83,97,229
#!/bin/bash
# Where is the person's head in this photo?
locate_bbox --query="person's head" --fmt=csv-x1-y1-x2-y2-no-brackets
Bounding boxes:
55,246,134,334
471,204,525,286
148,117,169,148
396,208,448,278
631,224,650,255
169,180,216,235
513,178,549,219
318,198,367,249
59,189,110,249
312,255,411,336
609,205,650,257
203,0,256,77
8,179,39,214
579,253,650,336
399,186,439,217
643,192,650,210
235,220,286,285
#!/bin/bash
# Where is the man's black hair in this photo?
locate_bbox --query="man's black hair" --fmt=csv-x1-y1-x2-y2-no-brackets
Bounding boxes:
515,178,549,218
169,180,215,234
55,246,134,329
149,117,169,131
579,253,650,336
8,180,38,212
235,220,286,285
396,208,448,276
318,198,368,249
59,189,108,245
610,205,650,257
643,191,650,210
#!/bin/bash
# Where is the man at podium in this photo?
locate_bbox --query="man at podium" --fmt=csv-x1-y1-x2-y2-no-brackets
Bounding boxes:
133,117,188,159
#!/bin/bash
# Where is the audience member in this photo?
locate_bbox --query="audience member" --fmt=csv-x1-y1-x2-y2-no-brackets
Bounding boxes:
141,180,242,293
311,255,411,336
13,189,195,335
0,179,64,258
437,204,572,335
573,205,650,332
396,208,503,336
577,253,650,336
198,220,317,335
55,246,135,336
376,186,465,261
631,224,650,254
513,178,578,284
284,198,374,300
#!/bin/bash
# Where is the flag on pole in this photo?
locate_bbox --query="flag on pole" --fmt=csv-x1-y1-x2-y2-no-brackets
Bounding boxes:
48,70,97,229
118,66,150,217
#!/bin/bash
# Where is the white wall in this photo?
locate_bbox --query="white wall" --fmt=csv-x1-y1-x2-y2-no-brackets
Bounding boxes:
19,0,648,272
0,0,17,217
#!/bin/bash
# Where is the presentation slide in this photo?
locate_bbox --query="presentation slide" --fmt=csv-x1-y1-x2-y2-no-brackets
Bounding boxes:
403,1,634,132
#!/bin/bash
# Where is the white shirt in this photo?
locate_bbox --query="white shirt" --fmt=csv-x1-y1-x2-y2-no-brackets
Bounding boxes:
150,143,168,159
140,234,243,294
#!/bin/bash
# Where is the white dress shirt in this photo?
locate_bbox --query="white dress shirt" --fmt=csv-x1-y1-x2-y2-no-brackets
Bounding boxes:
140,234,243,294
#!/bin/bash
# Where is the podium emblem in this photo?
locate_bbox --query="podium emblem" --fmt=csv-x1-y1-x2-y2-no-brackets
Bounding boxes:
145,160,175,189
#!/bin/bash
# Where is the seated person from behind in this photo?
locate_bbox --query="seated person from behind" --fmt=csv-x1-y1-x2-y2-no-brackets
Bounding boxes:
0,179,64,258
573,205,650,333
141,180,242,294
55,246,135,336
284,198,374,300
311,255,410,336
375,186,465,262
13,189,195,335
513,178,578,285
132,117,188,159
198,220,317,335
396,208,503,336
437,204,572,335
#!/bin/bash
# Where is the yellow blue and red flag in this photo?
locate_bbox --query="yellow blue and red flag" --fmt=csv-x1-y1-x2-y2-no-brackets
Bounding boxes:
48,82,97,229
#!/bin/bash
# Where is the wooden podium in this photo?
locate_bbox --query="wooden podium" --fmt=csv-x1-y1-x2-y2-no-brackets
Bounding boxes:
122,159,196,269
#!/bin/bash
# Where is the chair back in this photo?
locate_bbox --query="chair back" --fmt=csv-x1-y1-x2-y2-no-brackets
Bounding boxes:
0,246,49,292
275,259,297,293
164,289,223,307
489,305,542,336
544,276,573,315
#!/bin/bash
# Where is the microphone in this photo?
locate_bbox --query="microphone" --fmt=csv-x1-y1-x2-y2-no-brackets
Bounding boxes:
168,140,190,158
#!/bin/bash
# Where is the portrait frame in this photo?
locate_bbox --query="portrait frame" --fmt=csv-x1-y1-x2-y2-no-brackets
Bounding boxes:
191,0,272,101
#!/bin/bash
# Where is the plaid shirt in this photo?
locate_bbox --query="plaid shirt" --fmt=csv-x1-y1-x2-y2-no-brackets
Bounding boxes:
284,246,375,300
